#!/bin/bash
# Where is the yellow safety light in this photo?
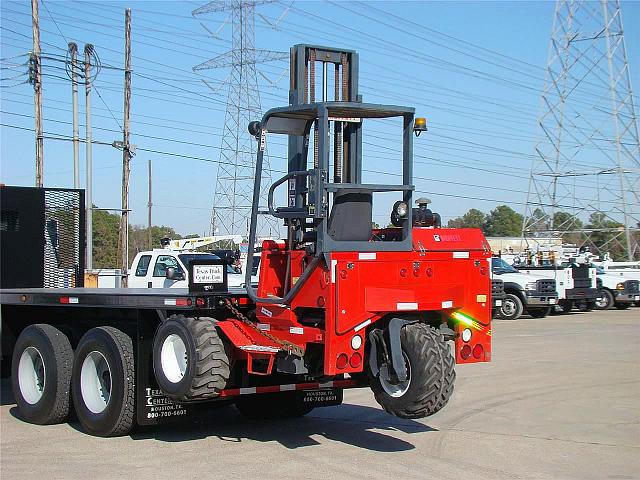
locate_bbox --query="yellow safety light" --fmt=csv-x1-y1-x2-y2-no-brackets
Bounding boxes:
414,117,428,137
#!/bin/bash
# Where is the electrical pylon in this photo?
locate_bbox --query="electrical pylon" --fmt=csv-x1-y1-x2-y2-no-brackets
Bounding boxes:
523,0,640,260
193,0,286,238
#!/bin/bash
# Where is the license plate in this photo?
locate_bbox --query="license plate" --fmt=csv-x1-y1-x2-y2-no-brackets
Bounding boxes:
494,300,503,307
297,388,343,406
549,298,557,305
192,264,224,284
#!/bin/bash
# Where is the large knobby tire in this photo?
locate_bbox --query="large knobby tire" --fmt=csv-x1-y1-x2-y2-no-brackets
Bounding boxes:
500,293,524,320
72,327,135,437
11,324,73,425
152,315,230,402
595,289,614,310
369,323,455,419
235,391,315,420
528,307,551,318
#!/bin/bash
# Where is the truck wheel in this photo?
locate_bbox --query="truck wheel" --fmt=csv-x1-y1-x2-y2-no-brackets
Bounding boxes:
528,307,551,318
615,303,631,310
235,391,315,419
369,323,455,419
578,300,596,312
11,324,73,425
595,290,613,310
152,315,230,402
500,294,523,320
558,300,573,314
72,327,135,437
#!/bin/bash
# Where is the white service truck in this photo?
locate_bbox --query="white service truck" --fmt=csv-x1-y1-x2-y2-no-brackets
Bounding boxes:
593,265,640,310
491,257,558,320
128,250,245,288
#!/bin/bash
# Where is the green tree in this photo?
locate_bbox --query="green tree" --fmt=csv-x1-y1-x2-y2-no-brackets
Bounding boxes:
128,225,181,260
447,208,485,229
586,212,625,259
92,208,120,268
483,205,524,237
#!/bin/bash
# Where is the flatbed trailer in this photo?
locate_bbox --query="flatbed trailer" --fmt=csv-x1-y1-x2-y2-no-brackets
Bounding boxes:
0,286,359,428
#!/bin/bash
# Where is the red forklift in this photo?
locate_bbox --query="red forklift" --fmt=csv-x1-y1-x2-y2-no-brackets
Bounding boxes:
1,45,492,436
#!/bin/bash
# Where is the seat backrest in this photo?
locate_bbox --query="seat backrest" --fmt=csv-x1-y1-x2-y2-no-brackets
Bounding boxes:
327,190,372,242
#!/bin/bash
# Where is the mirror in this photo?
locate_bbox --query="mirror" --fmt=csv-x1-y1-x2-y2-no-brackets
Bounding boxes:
165,267,185,281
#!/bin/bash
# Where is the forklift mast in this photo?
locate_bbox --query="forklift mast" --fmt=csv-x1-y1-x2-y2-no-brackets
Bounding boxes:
245,44,416,303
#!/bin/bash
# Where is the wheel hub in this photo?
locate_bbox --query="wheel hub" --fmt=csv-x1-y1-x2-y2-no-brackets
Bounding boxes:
18,346,46,404
80,351,112,414
379,352,411,398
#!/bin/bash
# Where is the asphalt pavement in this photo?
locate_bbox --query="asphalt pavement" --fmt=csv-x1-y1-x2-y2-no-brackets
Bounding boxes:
1,308,639,480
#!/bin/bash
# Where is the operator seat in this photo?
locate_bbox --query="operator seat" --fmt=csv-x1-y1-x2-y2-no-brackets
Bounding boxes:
327,190,372,241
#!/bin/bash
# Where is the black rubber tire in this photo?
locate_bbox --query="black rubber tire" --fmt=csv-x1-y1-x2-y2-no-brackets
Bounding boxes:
500,293,524,320
595,289,614,310
72,327,135,437
578,300,596,312
11,324,73,425
615,303,631,310
369,323,455,419
528,307,551,318
558,300,573,313
152,315,230,402
235,391,315,420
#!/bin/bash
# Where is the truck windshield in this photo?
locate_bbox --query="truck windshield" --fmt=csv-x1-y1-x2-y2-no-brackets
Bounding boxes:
178,254,238,274
492,258,518,274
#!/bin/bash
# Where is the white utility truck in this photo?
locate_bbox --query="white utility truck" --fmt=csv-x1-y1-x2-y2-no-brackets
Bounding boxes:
593,264,640,310
491,257,558,320
128,236,247,289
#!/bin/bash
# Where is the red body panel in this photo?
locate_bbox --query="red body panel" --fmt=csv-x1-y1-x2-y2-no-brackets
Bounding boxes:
249,228,492,376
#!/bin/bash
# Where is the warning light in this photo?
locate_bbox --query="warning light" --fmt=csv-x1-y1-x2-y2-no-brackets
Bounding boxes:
414,117,427,137
451,311,486,332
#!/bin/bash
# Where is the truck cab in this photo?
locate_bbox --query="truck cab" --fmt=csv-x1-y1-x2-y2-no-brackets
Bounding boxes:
594,265,640,310
128,250,244,288
491,257,558,319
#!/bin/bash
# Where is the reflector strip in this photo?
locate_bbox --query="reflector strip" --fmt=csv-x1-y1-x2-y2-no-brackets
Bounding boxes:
216,379,359,398
442,300,453,308
358,253,376,260
257,323,270,331
331,259,337,283
289,327,304,335
59,297,79,304
354,319,372,332
164,299,177,306
397,302,418,310
453,251,470,258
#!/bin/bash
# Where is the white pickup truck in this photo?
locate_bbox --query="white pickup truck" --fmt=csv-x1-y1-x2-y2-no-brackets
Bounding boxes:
128,250,245,288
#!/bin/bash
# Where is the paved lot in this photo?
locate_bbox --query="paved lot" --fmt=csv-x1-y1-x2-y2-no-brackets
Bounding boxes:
1,309,639,480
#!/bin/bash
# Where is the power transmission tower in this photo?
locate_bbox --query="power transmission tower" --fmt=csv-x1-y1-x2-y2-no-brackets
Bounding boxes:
192,0,286,238
523,0,640,260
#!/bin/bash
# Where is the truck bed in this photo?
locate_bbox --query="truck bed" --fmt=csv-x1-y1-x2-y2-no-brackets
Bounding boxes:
0,287,249,309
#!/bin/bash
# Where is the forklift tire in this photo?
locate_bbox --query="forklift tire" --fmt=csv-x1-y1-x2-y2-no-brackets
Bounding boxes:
528,307,551,318
499,294,524,320
72,327,135,437
558,300,573,314
595,289,614,310
615,303,631,310
235,391,315,419
11,324,73,425
369,323,455,419
153,315,230,402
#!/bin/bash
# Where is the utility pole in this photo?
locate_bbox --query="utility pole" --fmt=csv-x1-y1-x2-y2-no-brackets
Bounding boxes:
68,42,80,189
84,44,93,270
119,8,132,286
148,159,152,249
31,0,44,187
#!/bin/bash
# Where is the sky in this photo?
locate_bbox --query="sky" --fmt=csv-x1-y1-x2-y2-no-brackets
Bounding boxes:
1,0,639,237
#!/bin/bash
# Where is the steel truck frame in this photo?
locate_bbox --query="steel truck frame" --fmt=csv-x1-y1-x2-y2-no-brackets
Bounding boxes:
0,45,492,437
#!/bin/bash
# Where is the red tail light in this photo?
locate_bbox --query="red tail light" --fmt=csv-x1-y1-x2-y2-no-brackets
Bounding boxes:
461,344,472,360
349,352,362,368
472,344,484,359
336,354,349,369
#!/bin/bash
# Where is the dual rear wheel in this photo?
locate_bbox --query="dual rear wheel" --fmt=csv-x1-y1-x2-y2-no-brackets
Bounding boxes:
11,324,135,437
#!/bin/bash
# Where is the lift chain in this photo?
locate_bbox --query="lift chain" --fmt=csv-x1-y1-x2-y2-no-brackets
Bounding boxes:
220,298,305,358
